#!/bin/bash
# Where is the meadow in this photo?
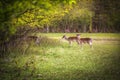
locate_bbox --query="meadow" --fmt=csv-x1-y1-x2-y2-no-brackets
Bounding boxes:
0,33,120,80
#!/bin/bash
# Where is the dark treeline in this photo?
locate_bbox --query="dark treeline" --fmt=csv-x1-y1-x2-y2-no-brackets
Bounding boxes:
0,0,120,47
92,0,120,33
47,0,120,33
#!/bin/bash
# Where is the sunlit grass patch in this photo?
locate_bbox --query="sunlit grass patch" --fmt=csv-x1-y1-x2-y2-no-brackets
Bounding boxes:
0,33,120,80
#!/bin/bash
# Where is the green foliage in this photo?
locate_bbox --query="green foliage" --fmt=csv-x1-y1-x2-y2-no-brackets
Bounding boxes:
0,0,76,43
0,0,120,43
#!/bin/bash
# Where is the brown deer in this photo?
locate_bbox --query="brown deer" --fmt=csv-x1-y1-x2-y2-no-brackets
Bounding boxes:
26,36,40,45
62,34,92,48
62,35,80,46
76,34,92,48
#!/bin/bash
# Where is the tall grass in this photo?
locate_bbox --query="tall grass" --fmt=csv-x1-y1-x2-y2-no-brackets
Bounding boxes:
0,33,120,80
38,33,120,39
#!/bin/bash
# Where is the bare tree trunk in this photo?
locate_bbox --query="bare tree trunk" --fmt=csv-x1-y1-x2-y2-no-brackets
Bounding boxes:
89,18,92,33
83,25,86,32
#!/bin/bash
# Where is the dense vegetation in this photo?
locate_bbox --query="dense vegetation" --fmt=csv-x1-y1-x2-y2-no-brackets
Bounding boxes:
0,0,120,43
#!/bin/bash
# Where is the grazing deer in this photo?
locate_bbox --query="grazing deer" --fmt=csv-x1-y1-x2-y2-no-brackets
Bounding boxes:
76,34,92,48
62,35,80,46
27,36,40,45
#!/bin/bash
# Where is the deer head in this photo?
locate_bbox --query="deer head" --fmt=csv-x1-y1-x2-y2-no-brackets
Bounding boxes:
62,35,67,39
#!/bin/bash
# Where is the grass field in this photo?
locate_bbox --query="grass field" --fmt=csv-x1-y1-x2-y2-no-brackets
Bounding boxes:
38,33,120,39
0,33,120,80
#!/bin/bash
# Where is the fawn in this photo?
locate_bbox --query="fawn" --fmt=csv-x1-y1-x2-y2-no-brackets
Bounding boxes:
76,34,92,48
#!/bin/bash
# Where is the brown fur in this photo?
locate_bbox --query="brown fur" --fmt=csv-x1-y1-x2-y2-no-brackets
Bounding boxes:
77,35,92,48
62,35,92,48
79,38,92,43
62,35,79,45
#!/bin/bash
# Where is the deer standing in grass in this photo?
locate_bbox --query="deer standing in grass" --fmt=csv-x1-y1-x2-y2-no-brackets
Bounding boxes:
27,36,40,45
62,35,80,46
62,35,79,46
62,34,92,48
76,34,92,48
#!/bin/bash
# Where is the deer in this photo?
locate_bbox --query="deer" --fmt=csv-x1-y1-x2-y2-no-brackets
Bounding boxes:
26,36,40,45
62,34,92,48
62,35,80,46
76,34,92,48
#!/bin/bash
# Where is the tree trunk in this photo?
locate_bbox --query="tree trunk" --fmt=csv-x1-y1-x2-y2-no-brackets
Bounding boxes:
83,25,86,32
89,18,92,33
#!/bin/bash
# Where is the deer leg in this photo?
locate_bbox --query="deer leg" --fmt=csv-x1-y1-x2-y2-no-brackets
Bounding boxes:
79,42,83,48
69,41,72,46
89,41,92,48
35,38,40,45
77,40,80,45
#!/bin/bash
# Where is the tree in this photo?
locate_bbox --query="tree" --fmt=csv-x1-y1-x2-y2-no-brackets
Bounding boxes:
0,0,76,43
93,0,120,32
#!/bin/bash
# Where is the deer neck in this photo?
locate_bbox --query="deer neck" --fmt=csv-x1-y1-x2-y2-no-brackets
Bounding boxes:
64,37,69,41
77,36,80,39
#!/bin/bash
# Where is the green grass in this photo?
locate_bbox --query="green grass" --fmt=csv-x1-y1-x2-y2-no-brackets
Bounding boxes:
38,33,120,39
0,33,120,80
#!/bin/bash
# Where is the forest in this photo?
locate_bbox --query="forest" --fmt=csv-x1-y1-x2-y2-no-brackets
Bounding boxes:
0,0,120,43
